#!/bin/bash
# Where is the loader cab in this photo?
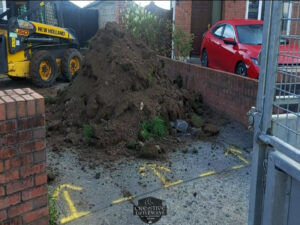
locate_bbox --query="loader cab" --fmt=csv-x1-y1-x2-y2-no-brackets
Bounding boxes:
0,1,63,27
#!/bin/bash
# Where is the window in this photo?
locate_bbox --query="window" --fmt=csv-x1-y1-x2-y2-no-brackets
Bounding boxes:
246,0,292,34
236,24,263,45
0,0,7,20
223,24,235,39
212,25,224,38
282,2,292,35
247,0,260,19
0,0,6,13
30,2,58,26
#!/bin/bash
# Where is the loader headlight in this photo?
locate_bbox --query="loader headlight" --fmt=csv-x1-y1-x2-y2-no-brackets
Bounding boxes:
17,19,34,30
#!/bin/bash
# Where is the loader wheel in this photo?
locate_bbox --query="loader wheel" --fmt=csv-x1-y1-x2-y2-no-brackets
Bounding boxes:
30,50,57,87
62,48,82,81
8,76,24,81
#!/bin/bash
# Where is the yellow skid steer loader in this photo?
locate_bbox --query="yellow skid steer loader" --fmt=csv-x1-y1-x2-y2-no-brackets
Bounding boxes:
0,1,83,87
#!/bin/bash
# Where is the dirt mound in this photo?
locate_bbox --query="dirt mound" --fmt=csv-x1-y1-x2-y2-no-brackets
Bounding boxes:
47,22,216,158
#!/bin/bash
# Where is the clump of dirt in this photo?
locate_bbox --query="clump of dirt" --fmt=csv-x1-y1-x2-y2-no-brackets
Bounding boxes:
47,22,220,161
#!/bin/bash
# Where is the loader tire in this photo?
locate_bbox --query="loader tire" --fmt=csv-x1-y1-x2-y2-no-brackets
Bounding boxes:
30,50,57,87
61,48,83,81
8,76,24,81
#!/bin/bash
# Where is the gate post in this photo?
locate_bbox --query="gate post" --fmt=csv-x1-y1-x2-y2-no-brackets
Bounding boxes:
248,1,283,224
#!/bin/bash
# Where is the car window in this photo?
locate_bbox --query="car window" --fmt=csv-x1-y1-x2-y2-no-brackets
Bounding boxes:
236,24,263,45
223,24,235,39
212,25,224,38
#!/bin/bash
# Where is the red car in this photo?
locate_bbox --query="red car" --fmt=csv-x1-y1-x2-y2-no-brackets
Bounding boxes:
200,19,300,79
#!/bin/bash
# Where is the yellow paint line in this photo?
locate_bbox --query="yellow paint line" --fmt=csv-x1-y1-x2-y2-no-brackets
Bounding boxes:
139,166,146,177
164,179,183,188
228,148,242,154
112,196,135,205
155,165,171,172
225,147,249,164
53,184,83,200
60,191,90,224
236,155,249,164
199,170,216,177
232,164,245,170
151,166,168,185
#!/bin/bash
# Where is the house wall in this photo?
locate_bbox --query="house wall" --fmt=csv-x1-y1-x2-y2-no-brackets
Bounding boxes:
174,1,192,34
89,2,117,29
89,1,125,29
174,0,247,33
290,2,299,36
222,1,247,20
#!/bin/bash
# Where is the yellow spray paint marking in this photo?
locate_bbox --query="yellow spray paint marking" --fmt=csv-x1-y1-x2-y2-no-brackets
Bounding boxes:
139,166,146,177
139,163,183,188
53,184,83,200
199,170,216,177
232,164,245,170
225,147,249,164
112,196,135,205
60,191,90,224
52,184,90,224
164,179,183,187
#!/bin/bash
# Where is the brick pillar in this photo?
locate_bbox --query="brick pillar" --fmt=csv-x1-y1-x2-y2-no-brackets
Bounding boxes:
0,88,48,225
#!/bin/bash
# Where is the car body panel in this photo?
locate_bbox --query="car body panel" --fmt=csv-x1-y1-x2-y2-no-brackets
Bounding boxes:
200,19,300,79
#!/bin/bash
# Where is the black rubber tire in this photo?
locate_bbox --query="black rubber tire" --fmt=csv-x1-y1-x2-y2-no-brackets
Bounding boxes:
235,62,247,77
201,49,208,67
61,48,83,81
30,50,57,87
8,76,24,81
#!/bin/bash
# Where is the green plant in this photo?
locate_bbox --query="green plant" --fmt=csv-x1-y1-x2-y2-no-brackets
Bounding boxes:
172,26,194,61
141,117,167,140
83,124,93,144
49,193,59,225
191,114,205,128
44,96,56,105
121,2,172,56
148,72,154,84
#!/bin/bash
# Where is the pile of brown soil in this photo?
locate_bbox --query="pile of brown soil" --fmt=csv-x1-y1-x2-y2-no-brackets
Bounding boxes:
47,22,219,160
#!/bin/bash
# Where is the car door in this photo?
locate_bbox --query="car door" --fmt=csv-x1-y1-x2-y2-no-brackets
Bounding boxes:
207,24,224,69
219,24,239,73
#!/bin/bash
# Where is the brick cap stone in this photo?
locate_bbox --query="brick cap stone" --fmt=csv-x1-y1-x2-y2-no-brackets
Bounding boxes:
0,88,44,121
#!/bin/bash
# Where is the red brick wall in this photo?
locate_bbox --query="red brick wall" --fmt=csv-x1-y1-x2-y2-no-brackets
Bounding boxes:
175,1,192,34
290,3,299,35
159,57,258,127
222,1,246,20
0,88,48,225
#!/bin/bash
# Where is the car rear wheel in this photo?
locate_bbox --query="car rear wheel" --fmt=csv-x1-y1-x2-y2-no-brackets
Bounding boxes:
235,62,247,77
201,50,208,67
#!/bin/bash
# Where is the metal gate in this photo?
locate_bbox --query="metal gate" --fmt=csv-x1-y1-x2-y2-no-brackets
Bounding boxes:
248,1,300,225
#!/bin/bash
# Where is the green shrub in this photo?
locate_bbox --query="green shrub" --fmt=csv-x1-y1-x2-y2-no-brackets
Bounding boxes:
121,2,172,57
148,72,154,84
83,124,93,144
44,96,56,105
49,194,59,225
191,114,205,128
141,117,167,140
172,26,194,61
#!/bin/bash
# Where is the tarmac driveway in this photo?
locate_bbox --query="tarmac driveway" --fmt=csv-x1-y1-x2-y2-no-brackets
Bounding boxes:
48,121,253,225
